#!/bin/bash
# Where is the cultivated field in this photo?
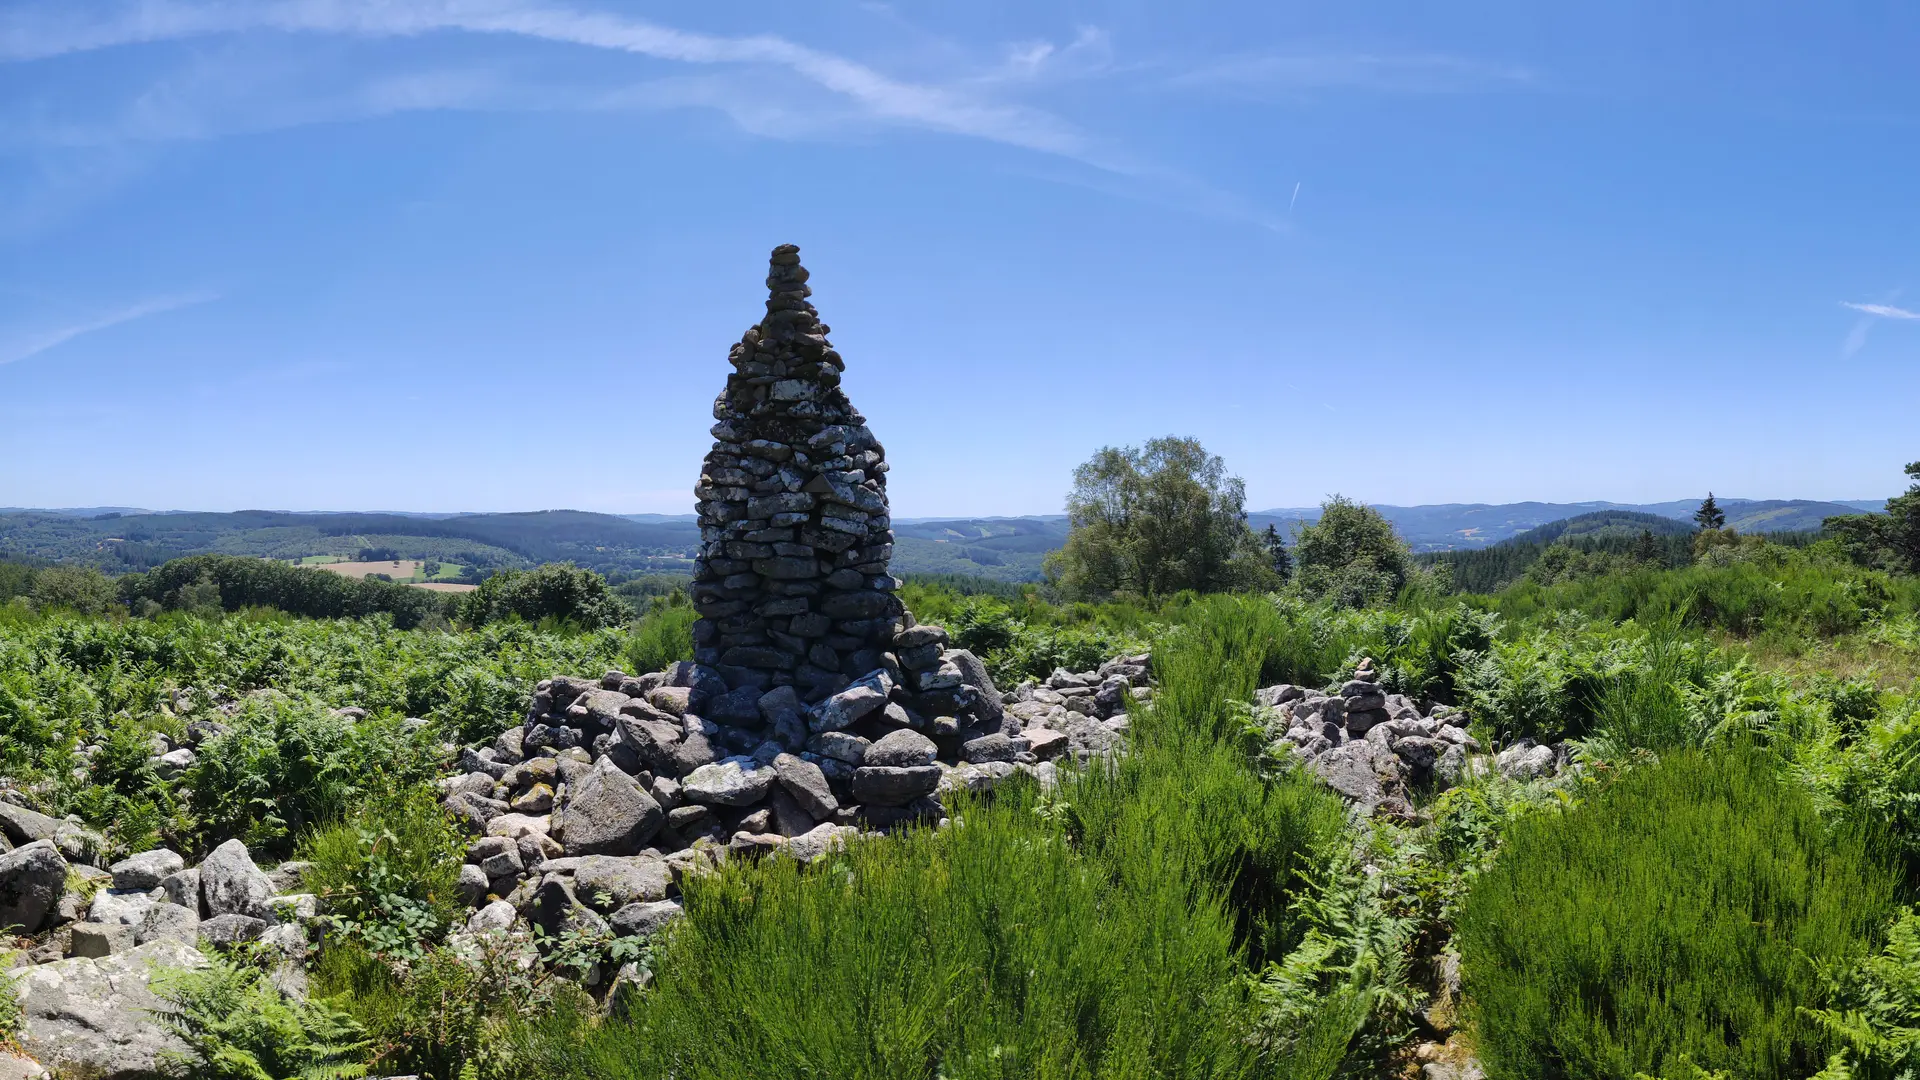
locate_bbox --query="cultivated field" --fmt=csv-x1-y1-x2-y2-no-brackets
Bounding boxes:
314,559,423,579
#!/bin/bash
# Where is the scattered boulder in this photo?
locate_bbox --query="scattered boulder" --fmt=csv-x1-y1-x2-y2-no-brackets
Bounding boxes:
0,840,67,935
107,849,183,892
199,839,273,921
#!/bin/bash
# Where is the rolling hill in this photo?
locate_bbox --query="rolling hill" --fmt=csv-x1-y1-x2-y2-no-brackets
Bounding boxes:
0,496,1886,586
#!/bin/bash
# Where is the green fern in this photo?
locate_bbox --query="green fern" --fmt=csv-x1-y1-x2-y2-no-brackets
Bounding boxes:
151,956,370,1080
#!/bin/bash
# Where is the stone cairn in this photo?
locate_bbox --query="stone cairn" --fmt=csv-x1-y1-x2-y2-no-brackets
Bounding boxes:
688,242,906,697
422,245,1158,946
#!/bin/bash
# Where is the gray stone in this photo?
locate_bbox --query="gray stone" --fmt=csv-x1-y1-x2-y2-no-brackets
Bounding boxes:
0,1052,48,1080
108,849,183,892
0,803,64,848
68,922,135,959
573,855,672,910
456,863,490,906
158,868,199,913
852,766,942,806
808,670,894,732
773,754,838,819
198,913,267,946
1310,743,1386,808
468,898,517,933
865,728,937,768
784,822,858,863
609,898,685,938
200,839,274,921
0,840,66,934
1394,736,1443,771
14,939,207,1080
682,758,777,807
553,757,665,856
86,889,154,927
133,902,199,946
806,731,870,765
1024,727,1069,760
528,876,609,940
940,761,1018,795
1496,741,1557,781
959,732,1027,763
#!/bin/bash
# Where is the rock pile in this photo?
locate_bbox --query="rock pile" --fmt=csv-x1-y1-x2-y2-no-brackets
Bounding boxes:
1256,658,1565,816
0,829,317,1078
439,647,1154,927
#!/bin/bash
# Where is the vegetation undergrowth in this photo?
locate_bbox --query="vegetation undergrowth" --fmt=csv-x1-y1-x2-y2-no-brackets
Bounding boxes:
1458,745,1900,1080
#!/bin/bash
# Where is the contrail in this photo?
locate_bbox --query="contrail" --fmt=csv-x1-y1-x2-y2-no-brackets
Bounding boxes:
1289,181,1300,213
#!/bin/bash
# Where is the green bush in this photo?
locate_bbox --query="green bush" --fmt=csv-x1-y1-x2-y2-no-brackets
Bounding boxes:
301,790,466,961
622,596,694,675
312,937,591,1080
529,784,1274,1080
456,564,632,630
1458,746,1899,1079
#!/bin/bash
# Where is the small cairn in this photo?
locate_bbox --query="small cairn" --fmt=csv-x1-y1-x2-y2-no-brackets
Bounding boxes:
1340,658,1390,735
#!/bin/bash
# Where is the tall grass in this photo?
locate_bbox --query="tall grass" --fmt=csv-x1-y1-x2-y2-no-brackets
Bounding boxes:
519,594,1348,1080
1458,745,1899,1080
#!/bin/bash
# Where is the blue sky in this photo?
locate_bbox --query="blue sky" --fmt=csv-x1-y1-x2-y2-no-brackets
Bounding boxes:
1,1,1916,517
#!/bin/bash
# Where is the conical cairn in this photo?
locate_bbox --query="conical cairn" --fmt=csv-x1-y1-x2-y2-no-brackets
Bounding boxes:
690,245,903,701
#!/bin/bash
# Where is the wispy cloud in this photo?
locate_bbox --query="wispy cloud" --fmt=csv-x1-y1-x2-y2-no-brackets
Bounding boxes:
1171,50,1534,96
1839,298,1917,359
0,292,216,367
1,3,1304,232
1842,301,1920,320
1,0,1094,158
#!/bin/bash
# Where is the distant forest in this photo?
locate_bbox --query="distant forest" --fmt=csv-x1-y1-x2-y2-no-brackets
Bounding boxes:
1419,510,1825,593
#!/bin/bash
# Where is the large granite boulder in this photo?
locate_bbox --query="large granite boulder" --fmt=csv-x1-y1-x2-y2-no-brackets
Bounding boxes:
13,939,207,1080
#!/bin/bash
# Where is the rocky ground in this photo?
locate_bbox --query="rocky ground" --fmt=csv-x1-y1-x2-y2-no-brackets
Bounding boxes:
0,635,1153,1079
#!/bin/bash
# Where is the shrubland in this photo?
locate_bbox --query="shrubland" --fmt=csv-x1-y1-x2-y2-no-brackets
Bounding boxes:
5,495,1920,1079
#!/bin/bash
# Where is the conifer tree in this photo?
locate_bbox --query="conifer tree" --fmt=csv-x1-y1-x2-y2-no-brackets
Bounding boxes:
1694,493,1726,531
1262,523,1292,582
1633,528,1659,564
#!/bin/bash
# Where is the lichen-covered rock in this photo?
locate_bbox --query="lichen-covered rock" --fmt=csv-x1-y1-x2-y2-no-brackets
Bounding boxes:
682,758,777,807
865,728,937,768
107,849,183,892
552,758,664,856
852,765,941,807
573,855,673,910
14,939,207,1080
200,839,274,921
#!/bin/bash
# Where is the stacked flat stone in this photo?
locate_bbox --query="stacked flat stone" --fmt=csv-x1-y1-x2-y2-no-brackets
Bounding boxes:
690,243,901,701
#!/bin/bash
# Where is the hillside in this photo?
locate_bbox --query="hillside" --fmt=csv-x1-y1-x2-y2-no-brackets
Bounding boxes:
1506,510,1695,546
1252,497,1881,551
0,497,1886,586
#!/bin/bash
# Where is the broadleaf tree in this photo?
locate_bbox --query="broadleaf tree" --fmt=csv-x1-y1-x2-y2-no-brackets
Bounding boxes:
1290,496,1412,608
1045,436,1273,600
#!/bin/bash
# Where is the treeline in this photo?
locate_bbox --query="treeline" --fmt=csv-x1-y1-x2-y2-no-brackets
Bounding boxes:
1423,532,1696,594
6,554,654,631
0,508,700,578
